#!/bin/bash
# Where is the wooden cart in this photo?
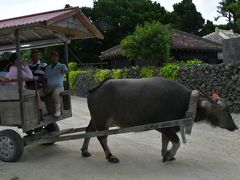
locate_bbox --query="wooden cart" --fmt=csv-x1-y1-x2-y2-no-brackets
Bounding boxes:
0,7,192,162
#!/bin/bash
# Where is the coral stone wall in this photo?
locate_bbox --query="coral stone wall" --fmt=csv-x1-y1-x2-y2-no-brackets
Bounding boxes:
179,63,240,113
74,63,240,113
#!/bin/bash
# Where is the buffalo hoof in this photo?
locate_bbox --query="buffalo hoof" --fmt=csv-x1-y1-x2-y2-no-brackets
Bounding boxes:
82,151,92,157
162,151,176,163
107,155,120,163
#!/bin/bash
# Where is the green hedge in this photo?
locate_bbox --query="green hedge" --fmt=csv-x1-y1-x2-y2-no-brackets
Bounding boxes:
140,66,157,78
68,59,202,90
69,71,81,90
68,62,79,71
160,59,202,80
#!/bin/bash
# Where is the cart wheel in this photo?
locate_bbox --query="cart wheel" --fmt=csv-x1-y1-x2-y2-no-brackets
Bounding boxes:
42,123,60,145
0,129,24,162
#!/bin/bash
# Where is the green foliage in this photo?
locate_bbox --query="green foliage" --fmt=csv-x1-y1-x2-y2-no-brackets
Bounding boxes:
160,59,202,80
112,68,129,79
95,69,112,82
200,20,216,36
216,0,239,30
171,0,205,34
68,59,202,91
68,62,79,71
69,71,81,90
121,22,173,64
22,49,31,63
180,59,203,66
91,0,168,46
140,66,157,78
160,63,180,80
0,52,12,60
229,2,240,29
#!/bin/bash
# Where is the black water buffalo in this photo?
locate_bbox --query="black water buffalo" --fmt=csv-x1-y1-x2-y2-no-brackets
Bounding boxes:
81,77,238,163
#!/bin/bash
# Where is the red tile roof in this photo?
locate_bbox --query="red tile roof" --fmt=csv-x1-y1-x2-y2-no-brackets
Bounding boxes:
100,30,222,60
172,30,222,50
0,7,103,51
0,8,76,29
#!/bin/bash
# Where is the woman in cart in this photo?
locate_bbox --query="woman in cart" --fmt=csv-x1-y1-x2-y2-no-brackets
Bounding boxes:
0,53,33,83
0,53,35,97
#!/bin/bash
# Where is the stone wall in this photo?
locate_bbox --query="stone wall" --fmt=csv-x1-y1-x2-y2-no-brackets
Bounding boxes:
74,63,240,113
180,63,240,113
74,73,97,97
223,37,240,64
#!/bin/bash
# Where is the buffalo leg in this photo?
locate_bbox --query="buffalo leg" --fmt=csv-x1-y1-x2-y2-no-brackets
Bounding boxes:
97,135,120,163
161,129,180,162
81,119,96,157
161,133,169,157
156,129,170,157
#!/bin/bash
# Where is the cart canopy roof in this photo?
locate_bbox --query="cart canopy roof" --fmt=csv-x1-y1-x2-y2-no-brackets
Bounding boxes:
0,7,103,52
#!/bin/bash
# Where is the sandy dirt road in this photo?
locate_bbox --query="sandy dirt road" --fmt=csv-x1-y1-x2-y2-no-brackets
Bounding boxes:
0,96,240,180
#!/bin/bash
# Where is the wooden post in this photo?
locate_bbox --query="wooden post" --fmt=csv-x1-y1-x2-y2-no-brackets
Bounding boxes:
64,42,70,90
14,29,26,130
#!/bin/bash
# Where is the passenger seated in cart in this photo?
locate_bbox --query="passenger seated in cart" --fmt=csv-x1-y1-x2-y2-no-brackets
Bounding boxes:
0,53,33,84
40,51,68,117
26,49,47,90
0,53,35,96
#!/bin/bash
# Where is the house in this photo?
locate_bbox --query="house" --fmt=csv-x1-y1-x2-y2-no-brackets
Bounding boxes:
203,28,240,62
100,30,222,69
203,28,240,45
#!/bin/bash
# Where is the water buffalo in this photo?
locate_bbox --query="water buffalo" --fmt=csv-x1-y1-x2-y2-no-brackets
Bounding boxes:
81,77,238,163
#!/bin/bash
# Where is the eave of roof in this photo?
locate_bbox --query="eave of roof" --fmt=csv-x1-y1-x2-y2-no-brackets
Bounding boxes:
0,8,75,29
0,7,103,51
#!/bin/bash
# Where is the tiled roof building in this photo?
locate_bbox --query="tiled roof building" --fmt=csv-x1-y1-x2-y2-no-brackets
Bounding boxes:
100,30,222,68
203,28,240,44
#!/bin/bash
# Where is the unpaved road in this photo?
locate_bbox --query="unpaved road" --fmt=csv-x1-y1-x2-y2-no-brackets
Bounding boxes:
0,96,240,180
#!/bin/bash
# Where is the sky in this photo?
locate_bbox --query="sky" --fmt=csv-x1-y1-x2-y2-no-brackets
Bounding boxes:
0,0,226,24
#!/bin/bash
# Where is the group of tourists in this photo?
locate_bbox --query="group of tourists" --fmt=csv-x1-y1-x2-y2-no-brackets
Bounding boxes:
0,49,68,117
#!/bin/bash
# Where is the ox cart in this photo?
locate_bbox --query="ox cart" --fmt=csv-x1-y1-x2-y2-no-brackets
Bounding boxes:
0,7,192,162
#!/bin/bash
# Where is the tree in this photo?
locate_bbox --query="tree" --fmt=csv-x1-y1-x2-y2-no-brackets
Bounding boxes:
199,20,216,36
215,0,239,30
170,0,205,34
230,1,240,31
64,0,170,64
121,22,173,65
90,0,169,48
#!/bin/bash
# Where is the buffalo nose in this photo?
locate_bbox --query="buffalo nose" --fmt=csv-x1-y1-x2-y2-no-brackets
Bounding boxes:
236,126,239,130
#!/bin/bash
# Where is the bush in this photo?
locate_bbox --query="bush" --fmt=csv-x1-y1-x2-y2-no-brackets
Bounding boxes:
121,22,173,64
95,69,112,82
112,68,129,79
179,59,202,67
160,59,202,80
68,62,79,71
140,66,157,78
160,63,180,80
112,69,122,79
69,59,202,93
69,71,81,90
